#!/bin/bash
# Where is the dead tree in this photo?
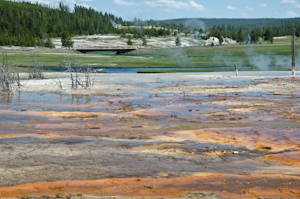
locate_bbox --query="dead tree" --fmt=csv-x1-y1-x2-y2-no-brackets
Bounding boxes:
0,52,20,95
292,27,296,76
61,56,93,90
62,56,77,89
53,73,63,89
28,54,44,79
235,63,238,76
10,59,21,89
84,64,93,88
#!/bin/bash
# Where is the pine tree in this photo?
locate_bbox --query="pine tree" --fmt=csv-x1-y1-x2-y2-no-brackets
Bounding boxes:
296,27,300,38
127,38,133,46
61,31,74,49
142,37,147,47
175,37,181,47
0,35,4,46
264,29,273,43
237,29,245,43
44,36,55,49
250,29,259,43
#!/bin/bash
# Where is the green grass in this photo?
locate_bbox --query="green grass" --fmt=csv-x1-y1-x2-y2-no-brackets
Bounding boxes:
132,43,300,57
137,69,234,73
137,67,289,73
5,43,298,72
86,51,117,54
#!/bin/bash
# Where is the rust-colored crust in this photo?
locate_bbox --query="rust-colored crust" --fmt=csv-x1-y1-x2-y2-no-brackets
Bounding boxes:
265,151,300,166
1,174,300,198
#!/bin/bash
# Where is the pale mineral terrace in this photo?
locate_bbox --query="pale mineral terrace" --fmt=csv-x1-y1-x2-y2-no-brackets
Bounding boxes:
0,72,300,199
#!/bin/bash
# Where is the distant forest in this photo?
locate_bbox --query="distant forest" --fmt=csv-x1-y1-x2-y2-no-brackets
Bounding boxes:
154,18,300,43
0,0,125,46
0,0,174,47
159,18,300,30
0,0,299,47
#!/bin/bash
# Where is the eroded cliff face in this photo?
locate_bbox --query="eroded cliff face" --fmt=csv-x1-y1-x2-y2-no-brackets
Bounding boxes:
0,73,300,198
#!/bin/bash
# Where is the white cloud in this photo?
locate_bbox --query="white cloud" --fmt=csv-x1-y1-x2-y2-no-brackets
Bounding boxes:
19,0,205,13
135,9,143,13
15,0,84,10
245,6,254,11
227,6,237,10
240,12,247,16
81,3,90,8
164,8,175,13
143,0,205,11
113,0,139,6
281,0,300,8
227,5,253,16
188,0,205,11
260,4,268,8
287,10,299,17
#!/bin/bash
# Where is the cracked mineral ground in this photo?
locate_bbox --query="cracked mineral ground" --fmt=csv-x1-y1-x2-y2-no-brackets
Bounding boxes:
0,72,300,198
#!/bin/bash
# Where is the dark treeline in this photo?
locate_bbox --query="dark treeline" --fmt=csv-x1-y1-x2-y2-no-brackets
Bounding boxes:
160,18,300,30
0,0,299,48
120,27,171,38
208,22,300,43
129,17,300,44
0,0,182,47
0,0,125,47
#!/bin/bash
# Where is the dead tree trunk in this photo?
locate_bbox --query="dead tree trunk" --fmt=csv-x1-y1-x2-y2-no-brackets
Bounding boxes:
0,52,19,95
292,27,296,76
235,63,238,76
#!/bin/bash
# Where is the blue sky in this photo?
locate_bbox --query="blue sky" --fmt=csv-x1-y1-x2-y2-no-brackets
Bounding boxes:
15,0,300,20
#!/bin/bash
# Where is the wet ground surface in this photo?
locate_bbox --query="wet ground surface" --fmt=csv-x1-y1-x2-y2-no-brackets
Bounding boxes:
0,73,300,198
41,66,288,73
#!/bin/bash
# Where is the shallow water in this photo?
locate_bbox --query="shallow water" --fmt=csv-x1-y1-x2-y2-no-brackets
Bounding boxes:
42,66,289,73
90,52,290,58
0,76,300,198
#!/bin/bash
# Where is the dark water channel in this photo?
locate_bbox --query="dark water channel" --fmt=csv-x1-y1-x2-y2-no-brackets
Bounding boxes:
90,52,290,58
42,66,288,73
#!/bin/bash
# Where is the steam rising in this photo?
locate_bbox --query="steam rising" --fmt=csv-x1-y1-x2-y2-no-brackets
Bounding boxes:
211,46,300,71
246,49,272,71
183,19,206,31
111,20,122,27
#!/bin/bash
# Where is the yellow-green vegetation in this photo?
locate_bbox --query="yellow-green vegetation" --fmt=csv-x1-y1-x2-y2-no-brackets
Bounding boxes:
137,67,289,73
132,43,300,56
253,39,300,45
7,43,299,71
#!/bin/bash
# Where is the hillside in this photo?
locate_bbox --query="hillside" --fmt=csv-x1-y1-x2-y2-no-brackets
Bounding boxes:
0,0,124,46
159,18,300,30
0,0,299,48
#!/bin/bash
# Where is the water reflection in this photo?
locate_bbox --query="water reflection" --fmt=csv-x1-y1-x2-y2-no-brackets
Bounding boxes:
41,66,288,73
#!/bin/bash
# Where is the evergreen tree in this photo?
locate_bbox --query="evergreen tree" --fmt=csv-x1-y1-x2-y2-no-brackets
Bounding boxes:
215,31,223,45
264,29,273,43
142,37,147,47
120,33,126,38
250,29,259,43
175,37,181,47
61,31,74,49
296,28,300,38
237,29,245,43
44,36,55,49
0,1,125,47
127,38,133,46
0,35,4,46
